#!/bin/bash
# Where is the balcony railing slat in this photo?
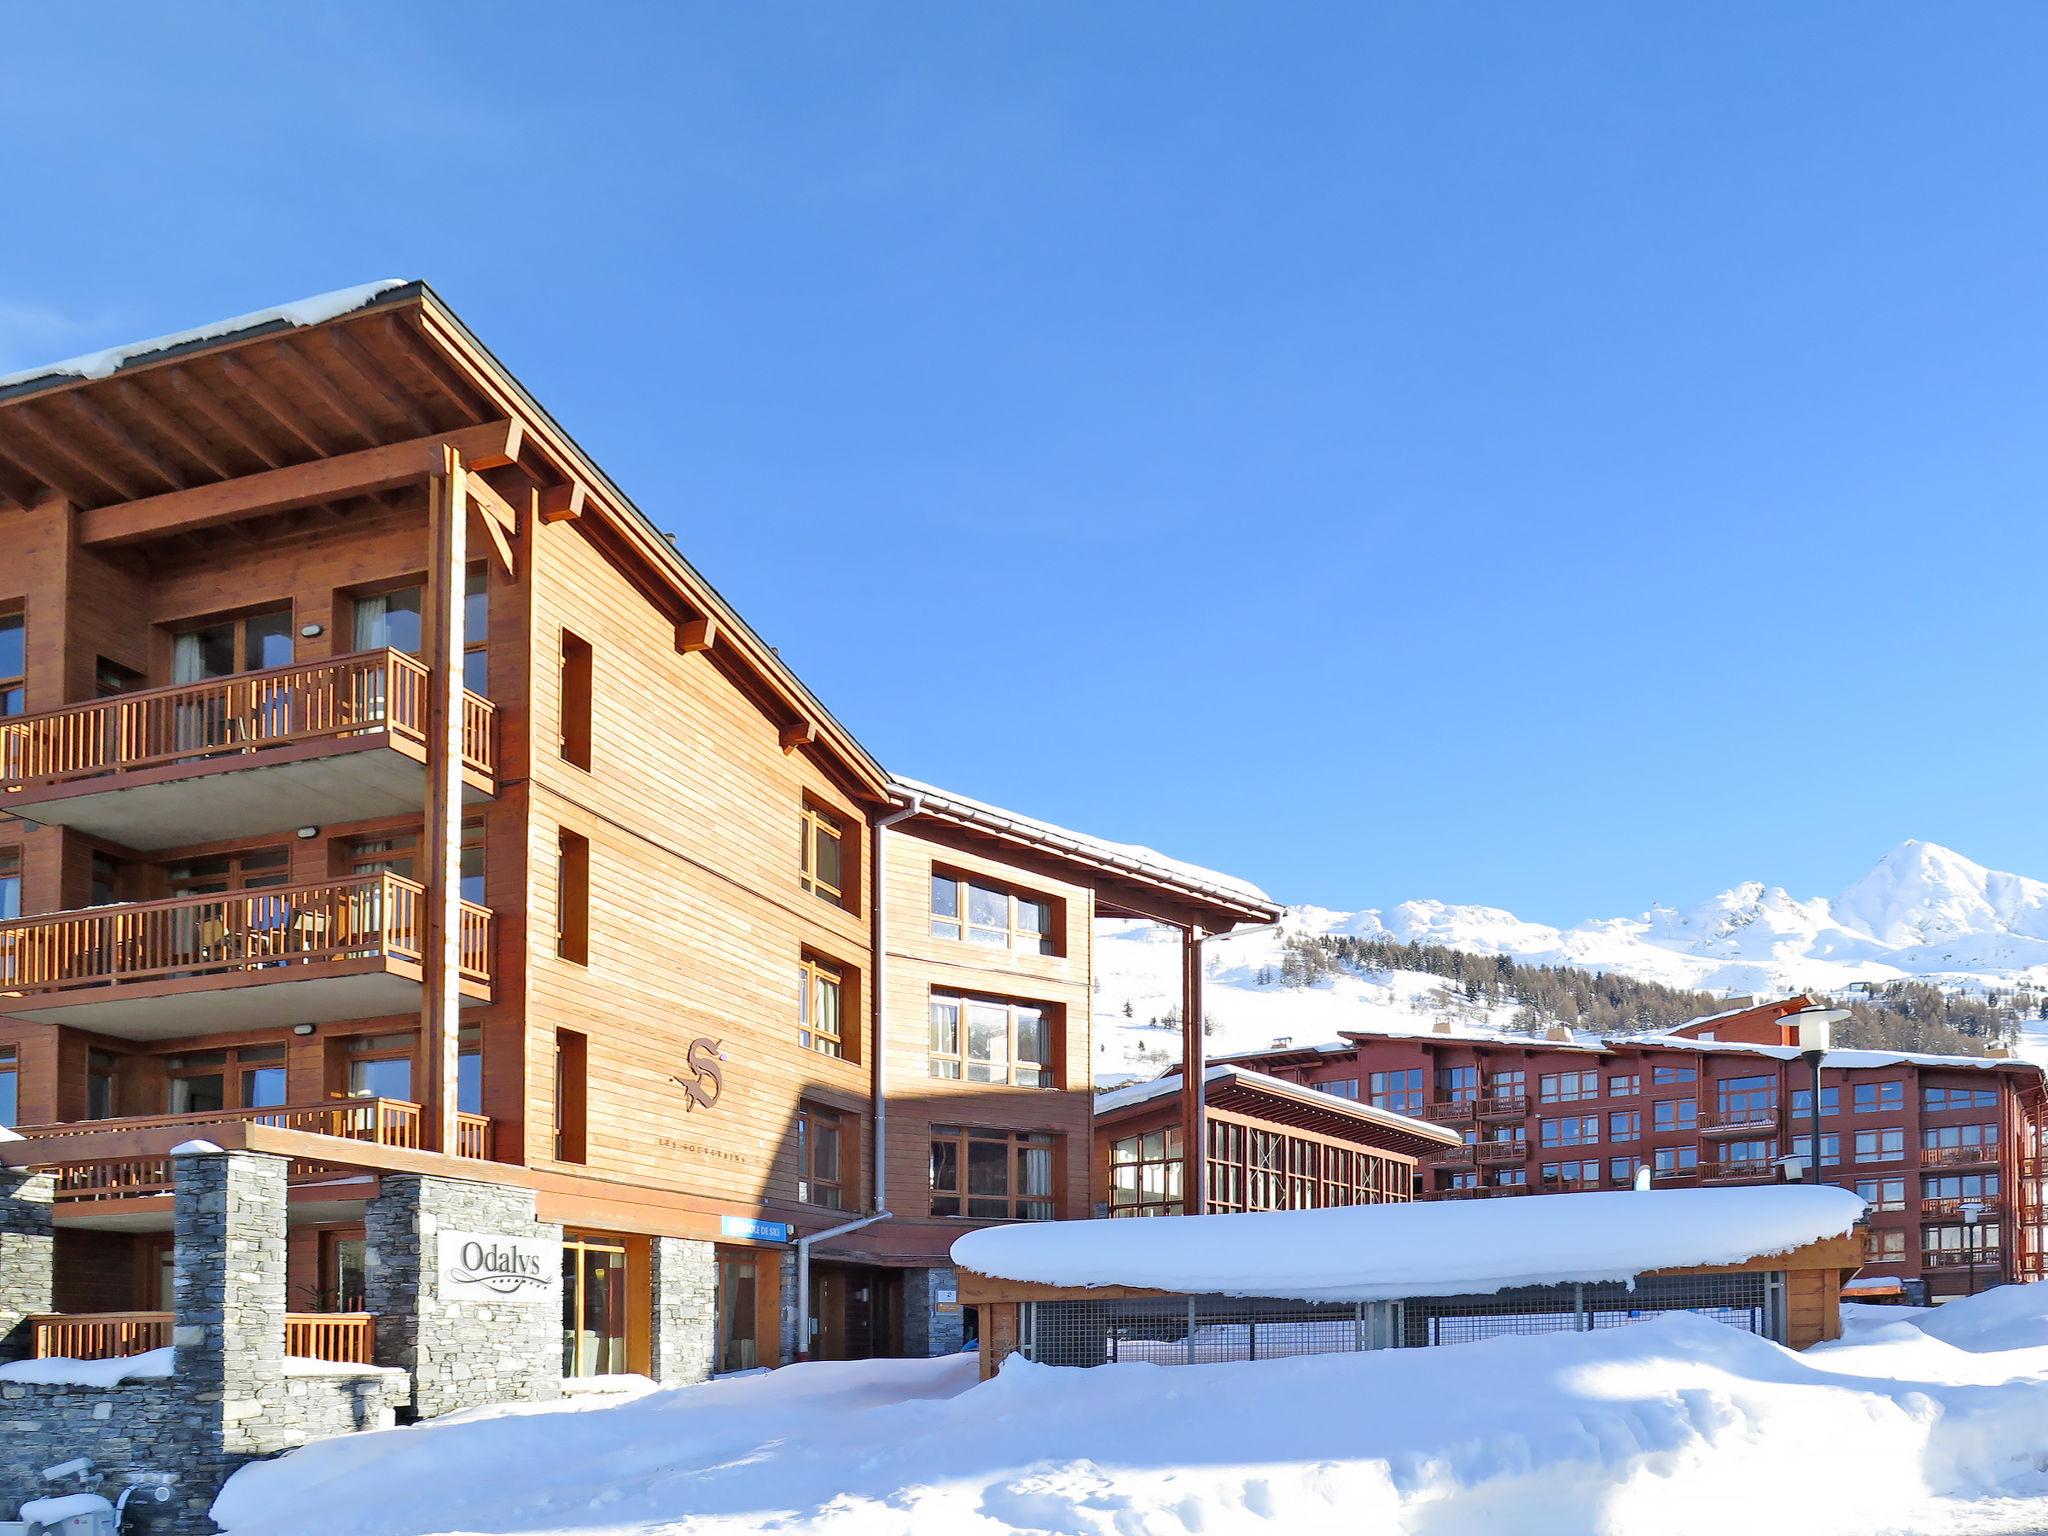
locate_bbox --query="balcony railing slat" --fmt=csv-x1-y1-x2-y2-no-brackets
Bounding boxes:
0,647,495,790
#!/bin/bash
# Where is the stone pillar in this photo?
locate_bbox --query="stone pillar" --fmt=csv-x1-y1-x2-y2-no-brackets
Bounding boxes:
172,1148,287,1454
367,1173,561,1419
0,1167,55,1364
648,1237,715,1384
901,1266,964,1359
777,1249,799,1366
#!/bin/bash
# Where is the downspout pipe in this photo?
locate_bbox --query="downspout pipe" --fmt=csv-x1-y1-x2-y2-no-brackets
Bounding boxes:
793,791,920,1362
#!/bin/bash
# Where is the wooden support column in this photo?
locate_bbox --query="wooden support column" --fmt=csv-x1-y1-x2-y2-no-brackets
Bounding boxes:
419,447,468,1154
1182,925,1206,1215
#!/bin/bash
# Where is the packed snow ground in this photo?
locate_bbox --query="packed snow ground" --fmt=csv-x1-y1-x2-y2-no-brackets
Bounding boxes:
215,1287,2048,1536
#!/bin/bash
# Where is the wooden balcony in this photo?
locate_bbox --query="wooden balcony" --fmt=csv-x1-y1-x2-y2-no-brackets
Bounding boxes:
1477,1094,1528,1121
1700,1161,1776,1186
1423,1100,1476,1126
14,1098,494,1201
1699,1107,1780,1136
1920,1196,1997,1220
1472,1183,1531,1198
1651,1167,1701,1187
1921,1146,1998,1170
1920,1249,1998,1273
0,648,495,849
29,1311,375,1364
1430,1145,1476,1167
1477,1141,1529,1166
0,874,491,1036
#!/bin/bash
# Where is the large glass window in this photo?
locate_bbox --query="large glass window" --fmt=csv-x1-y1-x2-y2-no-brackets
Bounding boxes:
1437,1066,1478,1103
800,804,846,907
561,1232,628,1377
1652,1098,1698,1132
715,1251,765,1373
798,956,845,1059
1855,1127,1905,1163
1109,1127,1185,1217
1608,1111,1640,1143
928,994,1052,1086
0,612,22,716
1538,1071,1597,1103
1715,1074,1776,1124
1369,1069,1425,1115
1485,1069,1526,1106
1853,1081,1904,1114
1855,1177,1905,1212
0,1045,16,1127
930,872,1055,954
171,607,293,683
1790,1085,1839,1118
796,1103,845,1209
1539,1115,1598,1148
929,1125,1055,1220
1651,1062,1697,1086
1924,1084,1998,1112
345,1034,414,1102
1791,1132,1840,1168
352,571,488,695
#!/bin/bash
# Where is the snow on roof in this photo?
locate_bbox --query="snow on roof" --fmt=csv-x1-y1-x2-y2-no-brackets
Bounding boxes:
1629,1035,2036,1073
0,1125,21,1142
951,1185,1866,1303
892,777,1277,916
1096,1065,1464,1147
0,281,409,391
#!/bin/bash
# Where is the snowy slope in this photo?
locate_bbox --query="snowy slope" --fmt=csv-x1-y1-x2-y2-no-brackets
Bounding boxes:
1093,841,2048,1082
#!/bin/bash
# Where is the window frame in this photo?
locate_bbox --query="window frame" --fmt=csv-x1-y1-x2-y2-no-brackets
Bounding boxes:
1369,1068,1426,1115
800,802,848,908
1853,1080,1904,1115
1108,1126,1185,1217
0,609,22,717
796,1101,848,1210
927,991,1054,1086
928,1124,1057,1221
1538,1070,1599,1104
799,954,847,1060
929,868,1056,955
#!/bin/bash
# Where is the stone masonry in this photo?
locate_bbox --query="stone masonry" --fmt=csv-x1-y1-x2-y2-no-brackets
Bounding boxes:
174,1147,286,1448
648,1236,716,1384
777,1248,799,1365
0,1167,54,1365
366,1171,562,1418
900,1265,965,1358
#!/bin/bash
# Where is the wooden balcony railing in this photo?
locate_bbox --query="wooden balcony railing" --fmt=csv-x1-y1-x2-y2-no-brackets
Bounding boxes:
1477,1141,1529,1166
1921,1249,1998,1272
31,1311,375,1364
1431,1145,1476,1167
1700,1161,1775,1185
1651,1167,1701,1187
1472,1184,1531,1198
1922,1145,1998,1169
0,647,494,792
15,1097,494,1202
1699,1107,1780,1135
1920,1196,1998,1219
1424,1100,1476,1125
1477,1094,1528,1120
0,874,493,996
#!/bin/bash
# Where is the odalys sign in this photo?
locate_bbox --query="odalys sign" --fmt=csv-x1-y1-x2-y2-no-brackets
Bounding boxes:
438,1230,556,1302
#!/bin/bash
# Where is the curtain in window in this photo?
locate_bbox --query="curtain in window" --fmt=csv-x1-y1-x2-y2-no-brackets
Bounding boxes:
352,593,389,651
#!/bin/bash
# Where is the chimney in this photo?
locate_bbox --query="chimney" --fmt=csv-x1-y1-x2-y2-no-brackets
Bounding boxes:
1432,1019,1453,1035
1545,1024,1572,1043
1985,1044,2012,1059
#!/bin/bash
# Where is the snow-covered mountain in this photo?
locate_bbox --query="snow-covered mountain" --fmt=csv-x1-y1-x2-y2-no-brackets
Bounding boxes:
1092,840,2048,1082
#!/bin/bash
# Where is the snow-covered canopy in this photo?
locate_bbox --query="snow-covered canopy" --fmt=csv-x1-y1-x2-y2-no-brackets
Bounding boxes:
892,777,1275,916
0,281,409,391
952,1186,1866,1303
1096,1065,1463,1148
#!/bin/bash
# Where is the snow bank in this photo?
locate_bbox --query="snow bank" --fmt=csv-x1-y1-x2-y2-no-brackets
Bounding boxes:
0,1347,173,1386
0,281,408,389
952,1185,1865,1301
212,1291,2048,1536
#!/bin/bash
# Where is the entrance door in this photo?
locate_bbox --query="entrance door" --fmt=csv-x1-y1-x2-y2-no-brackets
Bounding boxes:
812,1267,851,1360
562,1232,630,1377
811,1265,887,1361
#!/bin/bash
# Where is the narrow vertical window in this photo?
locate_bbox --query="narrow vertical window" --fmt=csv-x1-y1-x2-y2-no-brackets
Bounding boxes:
556,830,590,964
0,1045,16,1127
796,1102,846,1209
798,955,846,1058
554,1028,588,1163
0,611,23,716
798,802,846,907
559,630,593,769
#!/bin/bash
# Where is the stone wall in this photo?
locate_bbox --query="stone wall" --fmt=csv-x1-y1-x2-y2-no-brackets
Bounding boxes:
0,1168,54,1365
900,1265,965,1358
174,1148,286,1454
366,1172,562,1418
648,1237,715,1384
777,1249,799,1365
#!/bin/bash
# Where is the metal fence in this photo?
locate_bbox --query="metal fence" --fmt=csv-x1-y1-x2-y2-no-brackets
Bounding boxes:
1017,1271,1784,1369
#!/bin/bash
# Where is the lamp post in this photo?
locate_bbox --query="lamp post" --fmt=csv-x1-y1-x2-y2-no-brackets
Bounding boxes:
1963,1199,1984,1298
1791,1007,1850,1185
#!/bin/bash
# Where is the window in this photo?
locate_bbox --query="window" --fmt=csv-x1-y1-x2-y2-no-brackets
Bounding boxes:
1490,1168,1527,1188
1925,1222,2000,1259
796,1103,846,1209
1607,1073,1640,1098
801,804,847,907
1924,1085,1998,1112
352,571,489,694
929,871,1055,954
1651,1063,1696,1086
165,1051,227,1115
555,831,589,964
171,606,292,683
1609,1156,1642,1184
1653,1145,1698,1176
1437,1066,1478,1103
344,1034,413,1102
1864,1229,1905,1263
1539,1071,1598,1103
1720,1138,1776,1172
929,1125,1056,1220
238,1044,287,1109
799,955,846,1059
1315,1078,1361,1099
1925,1174,1999,1203
1540,1160,1597,1188
928,993,1053,1086
1485,1124,1527,1144
1791,1133,1841,1168
1608,1111,1641,1143
1790,1085,1839,1118
1922,1123,1997,1157
347,816,486,904
1855,1177,1905,1212
553,1029,587,1163
87,1051,117,1120
1486,1069,1526,1104
0,611,21,715
1853,1081,1904,1114
0,1045,15,1126
1652,1098,1698,1132
1539,1115,1598,1148
1109,1127,1185,1217
1716,1074,1776,1124
1369,1069,1425,1115
1855,1128,1905,1163
559,630,592,769
457,1024,483,1116
0,847,17,920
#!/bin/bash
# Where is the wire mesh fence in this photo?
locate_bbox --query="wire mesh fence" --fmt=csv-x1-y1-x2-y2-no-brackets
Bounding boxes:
1018,1270,1783,1369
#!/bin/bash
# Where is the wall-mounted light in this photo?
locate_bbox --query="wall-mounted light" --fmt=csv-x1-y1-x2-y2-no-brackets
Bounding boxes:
300,623,325,639
296,826,320,840
292,1024,316,1037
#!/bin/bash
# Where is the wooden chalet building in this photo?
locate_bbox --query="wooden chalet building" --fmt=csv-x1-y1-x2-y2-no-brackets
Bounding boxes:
1218,996,2048,1300
0,282,1280,1396
1093,1064,1460,1217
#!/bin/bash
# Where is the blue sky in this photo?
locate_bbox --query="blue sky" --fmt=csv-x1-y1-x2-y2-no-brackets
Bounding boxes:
3,4,2043,924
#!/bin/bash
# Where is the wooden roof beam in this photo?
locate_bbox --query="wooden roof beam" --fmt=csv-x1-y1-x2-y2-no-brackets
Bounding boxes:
0,446,50,510
115,379,237,480
676,616,717,654
778,720,816,754
216,354,339,459
269,340,385,447
322,324,436,437
538,480,587,524
78,419,527,546
56,391,186,492
464,471,518,574
165,366,286,471
0,420,120,506
381,312,496,420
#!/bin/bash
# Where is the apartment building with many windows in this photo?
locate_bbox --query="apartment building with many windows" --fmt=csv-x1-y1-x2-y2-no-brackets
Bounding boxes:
1219,996,2048,1299
0,283,1278,1406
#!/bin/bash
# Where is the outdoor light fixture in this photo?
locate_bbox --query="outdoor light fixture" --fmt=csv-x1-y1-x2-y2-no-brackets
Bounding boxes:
292,1024,316,1036
296,826,320,840
299,623,324,638
1962,1199,1985,1296
1792,1007,1852,1185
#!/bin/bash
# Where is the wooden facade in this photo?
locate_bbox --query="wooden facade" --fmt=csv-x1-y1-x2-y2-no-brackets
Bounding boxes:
0,282,1280,1373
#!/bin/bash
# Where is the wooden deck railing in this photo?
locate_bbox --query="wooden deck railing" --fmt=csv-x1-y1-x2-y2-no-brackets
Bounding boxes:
1922,1145,1998,1168
0,874,494,996
31,1312,376,1364
0,647,494,792
15,1097,495,1201
1698,1107,1780,1134
1476,1141,1529,1166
